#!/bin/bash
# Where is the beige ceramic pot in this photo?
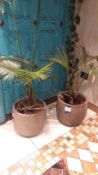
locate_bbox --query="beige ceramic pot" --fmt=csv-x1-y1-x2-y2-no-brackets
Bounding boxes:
56,92,88,127
12,100,47,137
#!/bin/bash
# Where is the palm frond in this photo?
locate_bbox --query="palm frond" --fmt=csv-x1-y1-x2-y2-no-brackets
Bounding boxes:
89,66,98,76
0,58,52,85
0,56,36,69
31,63,52,80
9,57,36,69
0,59,20,79
0,58,20,68
49,48,69,71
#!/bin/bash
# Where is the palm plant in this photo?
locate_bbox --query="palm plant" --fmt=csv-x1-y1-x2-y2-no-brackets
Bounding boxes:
0,57,52,112
50,47,98,104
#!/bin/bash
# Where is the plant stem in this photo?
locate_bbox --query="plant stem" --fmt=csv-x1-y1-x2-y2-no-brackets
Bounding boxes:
28,83,33,103
28,83,35,104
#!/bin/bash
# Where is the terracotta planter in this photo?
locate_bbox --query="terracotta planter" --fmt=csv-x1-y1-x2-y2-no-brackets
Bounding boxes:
12,100,47,137
56,92,88,127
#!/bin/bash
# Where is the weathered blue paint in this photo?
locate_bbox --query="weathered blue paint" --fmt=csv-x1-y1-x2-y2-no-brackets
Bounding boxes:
0,0,73,123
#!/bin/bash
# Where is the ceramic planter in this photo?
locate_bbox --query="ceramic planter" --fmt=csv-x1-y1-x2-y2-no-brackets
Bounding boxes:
56,92,88,127
12,100,47,137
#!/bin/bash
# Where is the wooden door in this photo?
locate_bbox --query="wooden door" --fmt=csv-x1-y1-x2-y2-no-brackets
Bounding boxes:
0,0,71,123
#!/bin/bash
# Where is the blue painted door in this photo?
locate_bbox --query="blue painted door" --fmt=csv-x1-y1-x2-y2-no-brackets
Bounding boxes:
0,0,71,123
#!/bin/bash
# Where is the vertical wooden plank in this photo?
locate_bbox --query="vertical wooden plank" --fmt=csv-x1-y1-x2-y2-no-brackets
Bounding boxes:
0,9,9,56
2,80,15,114
13,0,34,101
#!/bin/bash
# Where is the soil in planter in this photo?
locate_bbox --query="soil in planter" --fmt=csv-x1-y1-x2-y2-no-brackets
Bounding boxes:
60,92,86,105
15,98,44,114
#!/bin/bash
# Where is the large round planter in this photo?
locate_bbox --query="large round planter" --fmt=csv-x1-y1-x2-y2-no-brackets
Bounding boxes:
56,92,88,127
12,100,47,137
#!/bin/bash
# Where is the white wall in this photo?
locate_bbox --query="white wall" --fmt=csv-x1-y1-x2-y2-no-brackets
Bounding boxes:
77,0,98,105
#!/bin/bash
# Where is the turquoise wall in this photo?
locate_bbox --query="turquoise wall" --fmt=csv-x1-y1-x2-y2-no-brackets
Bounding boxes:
0,0,73,123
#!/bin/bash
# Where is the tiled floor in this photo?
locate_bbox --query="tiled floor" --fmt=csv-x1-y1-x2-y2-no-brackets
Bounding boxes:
0,103,98,174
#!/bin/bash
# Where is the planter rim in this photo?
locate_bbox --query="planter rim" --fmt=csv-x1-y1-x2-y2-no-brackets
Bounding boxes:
58,92,88,108
12,99,46,118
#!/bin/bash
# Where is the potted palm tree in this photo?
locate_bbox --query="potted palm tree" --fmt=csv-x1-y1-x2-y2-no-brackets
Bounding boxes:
50,0,98,127
0,57,52,137
50,48,98,126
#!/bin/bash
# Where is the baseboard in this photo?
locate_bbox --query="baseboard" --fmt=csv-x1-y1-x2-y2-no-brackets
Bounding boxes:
44,96,57,105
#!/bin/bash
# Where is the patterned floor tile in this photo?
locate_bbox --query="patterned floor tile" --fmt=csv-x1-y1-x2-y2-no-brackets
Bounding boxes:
96,164,98,171
69,171,83,175
91,152,98,164
69,150,80,159
3,163,24,175
42,159,69,175
0,114,98,175
78,148,94,162
66,157,83,173
88,141,98,153
81,161,97,174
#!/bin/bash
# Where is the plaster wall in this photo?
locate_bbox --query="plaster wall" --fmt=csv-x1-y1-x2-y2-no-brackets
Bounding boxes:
77,0,98,105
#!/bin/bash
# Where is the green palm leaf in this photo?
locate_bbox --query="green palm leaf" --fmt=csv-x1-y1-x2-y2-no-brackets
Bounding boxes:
49,48,69,71
0,59,20,80
0,56,36,69
33,63,52,80
0,58,52,85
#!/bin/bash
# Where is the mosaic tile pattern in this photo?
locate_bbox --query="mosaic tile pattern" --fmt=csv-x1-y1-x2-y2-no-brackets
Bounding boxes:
43,159,69,175
0,116,98,175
